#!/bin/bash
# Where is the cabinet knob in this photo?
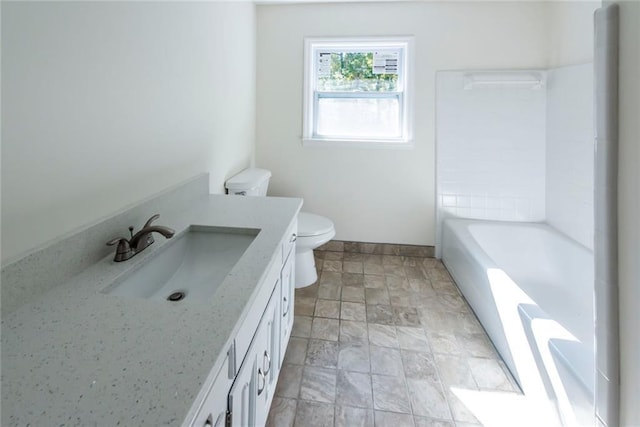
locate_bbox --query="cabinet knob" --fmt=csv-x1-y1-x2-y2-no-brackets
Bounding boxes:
283,296,289,317
290,233,297,243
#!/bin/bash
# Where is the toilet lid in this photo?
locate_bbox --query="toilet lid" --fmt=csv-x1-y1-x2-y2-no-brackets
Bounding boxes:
298,212,334,237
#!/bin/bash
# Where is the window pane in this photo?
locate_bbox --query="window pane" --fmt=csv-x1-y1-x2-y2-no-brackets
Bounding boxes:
317,52,398,92
316,97,400,139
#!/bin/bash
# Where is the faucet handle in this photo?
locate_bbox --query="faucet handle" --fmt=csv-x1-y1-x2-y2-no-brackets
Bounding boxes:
106,237,133,262
144,214,160,228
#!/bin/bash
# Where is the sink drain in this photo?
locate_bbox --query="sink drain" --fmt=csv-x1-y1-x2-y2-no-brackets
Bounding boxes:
167,291,186,302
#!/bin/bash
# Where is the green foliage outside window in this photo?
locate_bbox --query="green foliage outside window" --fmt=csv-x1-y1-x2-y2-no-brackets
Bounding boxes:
318,52,398,92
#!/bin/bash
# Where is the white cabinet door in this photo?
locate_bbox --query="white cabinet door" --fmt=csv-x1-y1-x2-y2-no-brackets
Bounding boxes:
229,288,278,427
228,354,255,427
254,289,280,427
279,251,295,368
229,337,260,427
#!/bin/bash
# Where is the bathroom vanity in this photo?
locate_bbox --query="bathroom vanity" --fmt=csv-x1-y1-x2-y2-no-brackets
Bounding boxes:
188,218,297,427
1,180,302,427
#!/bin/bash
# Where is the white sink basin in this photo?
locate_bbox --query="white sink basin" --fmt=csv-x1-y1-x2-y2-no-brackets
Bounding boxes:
103,226,259,303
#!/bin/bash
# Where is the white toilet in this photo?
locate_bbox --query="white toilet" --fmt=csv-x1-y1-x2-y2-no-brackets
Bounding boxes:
225,168,335,288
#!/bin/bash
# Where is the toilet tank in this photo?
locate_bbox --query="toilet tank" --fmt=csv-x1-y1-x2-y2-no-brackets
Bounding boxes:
225,168,272,196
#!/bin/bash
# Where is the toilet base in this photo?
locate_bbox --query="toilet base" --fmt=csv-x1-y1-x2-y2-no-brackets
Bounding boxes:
295,248,318,288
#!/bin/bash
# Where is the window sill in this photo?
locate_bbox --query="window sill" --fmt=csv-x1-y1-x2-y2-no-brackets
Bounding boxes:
302,138,414,150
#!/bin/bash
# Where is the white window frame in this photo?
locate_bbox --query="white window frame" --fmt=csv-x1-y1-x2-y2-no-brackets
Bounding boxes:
302,36,415,149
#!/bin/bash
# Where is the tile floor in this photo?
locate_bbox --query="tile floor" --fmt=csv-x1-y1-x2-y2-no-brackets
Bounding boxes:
266,251,521,427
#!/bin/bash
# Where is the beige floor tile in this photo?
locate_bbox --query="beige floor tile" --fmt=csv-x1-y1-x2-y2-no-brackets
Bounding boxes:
341,286,366,303
375,411,415,427
320,271,343,286
324,260,343,272
341,301,367,321
384,264,407,277
382,255,403,266
365,288,390,305
294,400,334,427
366,305,395,325
299,366,337,403
338,342,370,372
336,370,373,408
401,350,439,381
427,331,461,356
445,389,481,424
364,262,385,275
413,417,455,427
318,283,341,300
344,261,364,274
297,283,319,298
314,299,341,319
392,305,422,327
370,345,404,376
275,364,304,398
389,289,417,307
335,405,374,427
267,397,297,427
367,324,398,348
371,374,411,413
305,339,339,368
324,251,344,261
407,378,451,419
455,332,498,358
284,337,309,365
311,318,340,341
434,354,477,389
364,274,386,289
396,326,430,352
292,316,313,338
344,253,366,262
386,275,411,291
343,273,365,287
295,296,317,316
339,320,369,343
467,357,516,391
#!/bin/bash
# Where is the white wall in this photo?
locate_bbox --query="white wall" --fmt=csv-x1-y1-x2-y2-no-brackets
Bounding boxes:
546,1,601,68
1,2,256,263
256,2,550,245
610,1,640,424
545,64,594,250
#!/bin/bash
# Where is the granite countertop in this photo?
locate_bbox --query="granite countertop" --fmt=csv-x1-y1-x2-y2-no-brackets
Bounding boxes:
1,194,302,426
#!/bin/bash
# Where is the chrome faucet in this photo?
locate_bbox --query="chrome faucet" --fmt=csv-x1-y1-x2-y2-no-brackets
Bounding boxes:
106,214,175,262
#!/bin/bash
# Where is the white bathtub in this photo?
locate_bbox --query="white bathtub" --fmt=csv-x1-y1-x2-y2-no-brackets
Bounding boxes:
442,218,595,426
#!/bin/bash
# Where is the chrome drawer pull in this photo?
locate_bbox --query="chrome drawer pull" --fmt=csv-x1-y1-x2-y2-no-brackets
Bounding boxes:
263,351,272,375
257,368,266,396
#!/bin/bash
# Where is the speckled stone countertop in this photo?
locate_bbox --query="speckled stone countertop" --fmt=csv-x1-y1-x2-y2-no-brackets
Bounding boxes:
1,194,302,426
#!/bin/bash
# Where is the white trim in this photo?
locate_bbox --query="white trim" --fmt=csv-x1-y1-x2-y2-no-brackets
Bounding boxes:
302,138,414,150
302,36,415,146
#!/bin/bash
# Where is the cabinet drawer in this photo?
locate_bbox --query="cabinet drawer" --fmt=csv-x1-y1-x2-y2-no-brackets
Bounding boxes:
279,250,295,368
282,219,297,264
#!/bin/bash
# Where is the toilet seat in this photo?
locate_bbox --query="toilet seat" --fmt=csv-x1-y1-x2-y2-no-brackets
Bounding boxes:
298,212,334,237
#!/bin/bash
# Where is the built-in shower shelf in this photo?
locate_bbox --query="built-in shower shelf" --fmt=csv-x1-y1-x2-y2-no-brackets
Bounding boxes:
463,71,545,90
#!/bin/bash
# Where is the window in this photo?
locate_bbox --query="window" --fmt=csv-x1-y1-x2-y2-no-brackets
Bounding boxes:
303,37,414,147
